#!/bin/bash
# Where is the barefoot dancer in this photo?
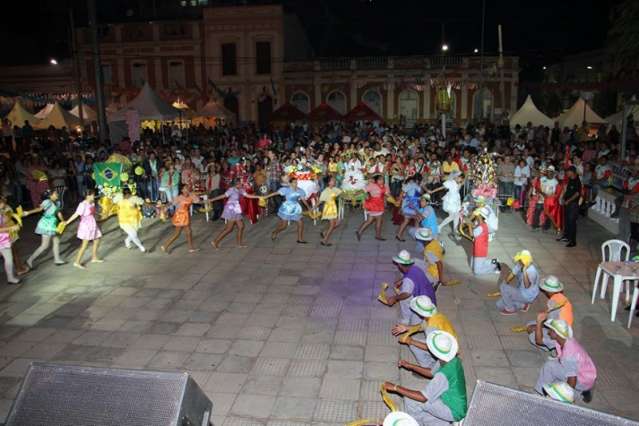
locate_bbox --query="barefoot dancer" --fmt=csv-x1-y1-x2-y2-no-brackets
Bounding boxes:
210,179,260,249
64,189,103,269
25,189,66,268
319,176,341,246
356,174,387,241
161,185,201,254
263,178,308,244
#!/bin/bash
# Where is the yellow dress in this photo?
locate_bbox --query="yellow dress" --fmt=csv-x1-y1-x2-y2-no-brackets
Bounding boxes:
319,187,341,220
423,240,444,282
116,196,143,230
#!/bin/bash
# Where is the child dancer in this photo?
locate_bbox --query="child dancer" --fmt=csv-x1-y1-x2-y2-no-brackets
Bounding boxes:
395,177,422,241
161,185,201,254
25,189,66,268
263,177,308,244
64,189,103,269
210,179,260,249
356,174,387,241
432,171,464,239
319,176,342,246
0,203,28,275
113,187,146,252
0,197,21,284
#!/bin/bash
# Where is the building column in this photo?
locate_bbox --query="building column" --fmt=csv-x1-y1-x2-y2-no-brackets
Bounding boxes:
154,56,162,89
350,79,357,111
117,54,125,89
423,79,431,119
510,80,517,114
386,80,395,120
314,78,322,107
460,83,468,120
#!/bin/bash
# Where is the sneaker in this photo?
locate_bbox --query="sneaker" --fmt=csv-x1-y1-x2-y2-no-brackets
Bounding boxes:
582,389,593,403
140,247,147,253
499,309,517,316
124,239,131,249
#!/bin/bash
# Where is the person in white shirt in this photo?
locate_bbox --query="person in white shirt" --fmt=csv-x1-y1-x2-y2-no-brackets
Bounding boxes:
514,159,530,209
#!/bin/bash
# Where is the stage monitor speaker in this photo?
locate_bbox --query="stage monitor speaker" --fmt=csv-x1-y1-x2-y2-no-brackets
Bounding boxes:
5,362,212,426
464,381,639,426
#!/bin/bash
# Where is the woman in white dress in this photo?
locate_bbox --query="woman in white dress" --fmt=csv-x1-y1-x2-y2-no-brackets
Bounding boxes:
431,172,464,239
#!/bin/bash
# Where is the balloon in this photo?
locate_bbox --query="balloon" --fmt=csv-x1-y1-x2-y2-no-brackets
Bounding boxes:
120,172,129,182
135,166,144,176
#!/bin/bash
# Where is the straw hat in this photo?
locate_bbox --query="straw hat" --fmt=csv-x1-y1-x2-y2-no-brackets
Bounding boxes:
414,228,433,242
421,193,431,202
540,275,564,293
426,330,458,362
544,381,575,403
393,250,415,265
383,412,419,426
473,207,490,220
513,250,533,267
410,295,438,317
544,319,573,340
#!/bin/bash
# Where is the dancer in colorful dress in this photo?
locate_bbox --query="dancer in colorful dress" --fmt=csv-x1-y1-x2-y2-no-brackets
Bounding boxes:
64,189,103,269
161,185,202,254
1,203,28,275
25,189,66,268
263,178,308,243
396,177,422,241
209,179,260,249
0,197,21,284
356,174,388,241
318,176,342,246
113,187,146,252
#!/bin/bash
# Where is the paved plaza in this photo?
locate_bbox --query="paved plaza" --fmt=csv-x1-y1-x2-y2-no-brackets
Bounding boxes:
0,208,637,425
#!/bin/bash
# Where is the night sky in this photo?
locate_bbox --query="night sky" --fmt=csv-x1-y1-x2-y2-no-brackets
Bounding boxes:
0,0,617,71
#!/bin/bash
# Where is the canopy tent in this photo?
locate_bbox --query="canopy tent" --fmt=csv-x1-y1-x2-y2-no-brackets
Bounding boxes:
34,103,55,119
5,100,39,127
308,102,343,122
509,95,554,128
269,103,306,123
555,98,606,128
605,104,639,130
109,82,178,122
191,100,235,128
344,102,383,122
69,103,97,121
35,102,80,129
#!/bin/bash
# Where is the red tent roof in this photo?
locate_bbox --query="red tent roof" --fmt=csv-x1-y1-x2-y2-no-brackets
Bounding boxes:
308,102,343,122
269,103,306,122
344,102,383,122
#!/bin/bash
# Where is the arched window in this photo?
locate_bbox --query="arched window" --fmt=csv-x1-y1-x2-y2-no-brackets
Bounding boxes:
327,90,347,115
290,91,310,114
362,89,382,116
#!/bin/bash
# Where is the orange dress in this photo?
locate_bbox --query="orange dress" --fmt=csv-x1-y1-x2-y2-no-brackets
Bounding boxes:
172,194,198,227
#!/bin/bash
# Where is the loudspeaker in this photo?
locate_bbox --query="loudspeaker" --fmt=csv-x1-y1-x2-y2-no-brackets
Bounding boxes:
6,362,212,426
464,381,638,426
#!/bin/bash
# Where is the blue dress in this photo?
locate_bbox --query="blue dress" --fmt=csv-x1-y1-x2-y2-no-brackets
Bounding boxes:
278,187,306,221
35,199,60,236
401,181,421,217
418,205,439,238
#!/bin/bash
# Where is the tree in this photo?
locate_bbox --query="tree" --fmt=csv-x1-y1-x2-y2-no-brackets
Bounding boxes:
608,0,639,74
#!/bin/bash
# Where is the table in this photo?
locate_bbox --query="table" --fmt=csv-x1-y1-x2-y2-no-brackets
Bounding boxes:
599,261,639,322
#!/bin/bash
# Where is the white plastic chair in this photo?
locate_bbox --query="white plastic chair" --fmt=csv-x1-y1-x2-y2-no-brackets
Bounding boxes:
591,239,631,321
628,281,639,328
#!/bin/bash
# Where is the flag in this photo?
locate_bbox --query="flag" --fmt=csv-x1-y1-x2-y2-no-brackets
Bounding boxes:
93,162,123,187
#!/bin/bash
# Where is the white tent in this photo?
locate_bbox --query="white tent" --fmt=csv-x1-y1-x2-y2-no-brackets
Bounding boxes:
108,82,178,122
34,103,80,129
605,104,639,130
34,103,55,119
555,98,606,128
69,103,97,121
509,95,554,128
5,100,39,127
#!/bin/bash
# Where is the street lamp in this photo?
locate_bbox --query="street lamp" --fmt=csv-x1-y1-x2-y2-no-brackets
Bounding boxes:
441,44,449,52
50,58,58,65
542,66,547,70
473,48,479,54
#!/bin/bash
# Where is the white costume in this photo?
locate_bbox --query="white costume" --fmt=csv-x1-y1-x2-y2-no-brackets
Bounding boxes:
342,159,367,192
438,178,462,235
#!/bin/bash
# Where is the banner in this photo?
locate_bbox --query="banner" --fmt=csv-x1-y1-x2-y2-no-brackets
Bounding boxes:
93,162,123,187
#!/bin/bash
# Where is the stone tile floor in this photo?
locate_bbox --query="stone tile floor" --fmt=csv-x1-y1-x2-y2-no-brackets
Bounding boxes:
0,207,637,425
